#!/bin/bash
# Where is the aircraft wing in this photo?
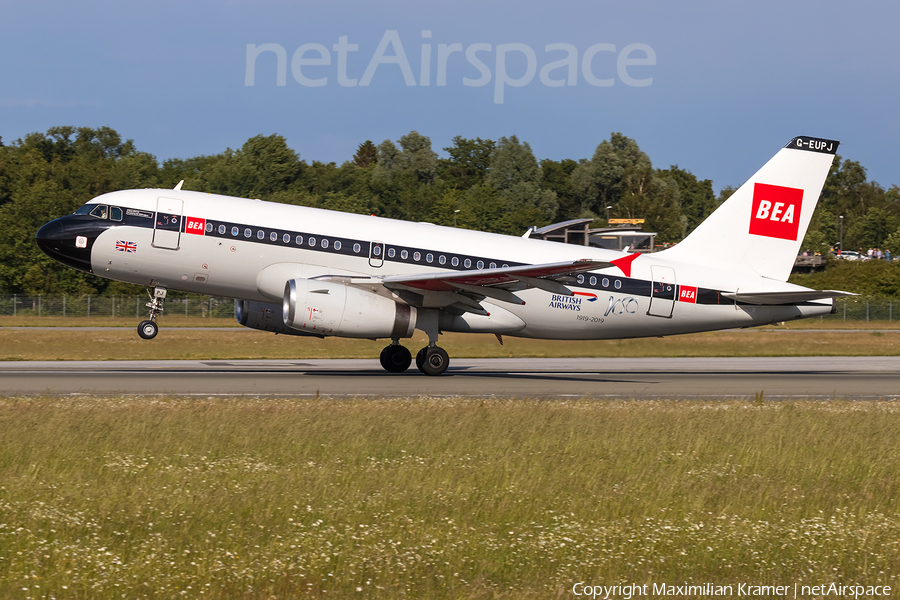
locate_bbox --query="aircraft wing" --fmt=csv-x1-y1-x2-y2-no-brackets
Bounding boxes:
721,290,857,305
349,259,611,314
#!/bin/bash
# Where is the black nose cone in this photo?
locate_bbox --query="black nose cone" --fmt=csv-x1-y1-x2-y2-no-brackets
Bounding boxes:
35,216,98,274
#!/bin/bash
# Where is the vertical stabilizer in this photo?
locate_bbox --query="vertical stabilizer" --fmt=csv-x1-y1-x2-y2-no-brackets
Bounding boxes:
660,137,839,281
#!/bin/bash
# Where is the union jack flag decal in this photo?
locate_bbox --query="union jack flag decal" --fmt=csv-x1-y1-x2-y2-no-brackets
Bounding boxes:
115,240,137,253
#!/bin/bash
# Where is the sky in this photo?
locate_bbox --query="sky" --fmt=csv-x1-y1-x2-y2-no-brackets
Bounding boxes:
1,0,898,192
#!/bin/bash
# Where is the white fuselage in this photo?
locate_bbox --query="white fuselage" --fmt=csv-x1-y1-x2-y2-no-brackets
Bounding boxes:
87,189,832,340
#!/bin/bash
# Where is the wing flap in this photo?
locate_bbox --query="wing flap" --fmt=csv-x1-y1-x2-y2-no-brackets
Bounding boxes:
376,259,610,293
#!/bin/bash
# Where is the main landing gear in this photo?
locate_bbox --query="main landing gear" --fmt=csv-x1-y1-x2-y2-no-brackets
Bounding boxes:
137,286,166,340
379,339,450,376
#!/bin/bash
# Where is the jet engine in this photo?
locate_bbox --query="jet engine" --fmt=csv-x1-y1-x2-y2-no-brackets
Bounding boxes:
283,278,417,338
236,300,324,337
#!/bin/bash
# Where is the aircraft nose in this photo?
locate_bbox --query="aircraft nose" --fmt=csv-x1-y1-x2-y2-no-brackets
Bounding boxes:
35,215,98,274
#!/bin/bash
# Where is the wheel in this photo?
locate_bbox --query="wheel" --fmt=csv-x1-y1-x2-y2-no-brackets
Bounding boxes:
421,346,450,376
415,347,428,372
137,320,158,340
379,344,411,373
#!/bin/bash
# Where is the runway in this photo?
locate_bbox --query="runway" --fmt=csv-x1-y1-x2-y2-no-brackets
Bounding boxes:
3,357,900,398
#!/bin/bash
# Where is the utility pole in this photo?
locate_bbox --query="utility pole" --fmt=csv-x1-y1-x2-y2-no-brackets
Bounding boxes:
839,215,843,255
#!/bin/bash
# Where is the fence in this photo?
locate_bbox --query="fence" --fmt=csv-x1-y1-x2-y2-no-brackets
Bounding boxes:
0,295,237,319
1,295,898,323
822,296,898,323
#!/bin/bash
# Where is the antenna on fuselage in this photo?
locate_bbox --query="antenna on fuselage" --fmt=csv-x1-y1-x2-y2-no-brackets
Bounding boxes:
174,180,184,191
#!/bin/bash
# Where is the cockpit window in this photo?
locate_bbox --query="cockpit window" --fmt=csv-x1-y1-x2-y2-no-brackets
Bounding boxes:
109,206,123,221
74,205,94,215
89,205,109,219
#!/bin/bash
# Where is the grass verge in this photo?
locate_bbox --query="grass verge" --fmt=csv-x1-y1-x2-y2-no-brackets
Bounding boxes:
0,396,897,598
3,328,900,361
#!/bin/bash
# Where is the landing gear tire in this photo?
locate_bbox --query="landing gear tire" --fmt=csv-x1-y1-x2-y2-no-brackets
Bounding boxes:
380,344,412,373
419,346,450,376
137,320,158,340
415,347,427,372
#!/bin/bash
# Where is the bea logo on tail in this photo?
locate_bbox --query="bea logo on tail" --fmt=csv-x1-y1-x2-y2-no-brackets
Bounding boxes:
749,183,803,241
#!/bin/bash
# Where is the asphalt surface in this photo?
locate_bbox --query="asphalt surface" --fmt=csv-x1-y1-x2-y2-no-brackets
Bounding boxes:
2,357,900,398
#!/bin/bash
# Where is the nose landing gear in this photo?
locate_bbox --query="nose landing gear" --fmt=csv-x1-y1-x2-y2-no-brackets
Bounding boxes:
137,286,166,340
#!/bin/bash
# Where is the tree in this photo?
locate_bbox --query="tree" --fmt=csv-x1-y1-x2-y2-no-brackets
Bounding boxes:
438,136,495,189
201,134,304,198
539,158,580,221
571,133,683,241
484,135,557,234
657,166,716,235
352,141,378,168
372,131,438,184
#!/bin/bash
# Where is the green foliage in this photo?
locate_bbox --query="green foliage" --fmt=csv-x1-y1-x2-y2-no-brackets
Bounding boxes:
438,136,495,189
484,135,558,234
352,140,378,168
789,260,900,297
3,125,898,294
657,165,717,235
571,132,685,241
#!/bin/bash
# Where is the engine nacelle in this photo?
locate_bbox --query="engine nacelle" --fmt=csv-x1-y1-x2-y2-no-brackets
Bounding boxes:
283,278,417,339
236,300,324,338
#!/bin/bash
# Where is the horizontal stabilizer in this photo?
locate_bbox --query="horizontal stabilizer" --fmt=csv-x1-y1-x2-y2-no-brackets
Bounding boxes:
721,290,856,305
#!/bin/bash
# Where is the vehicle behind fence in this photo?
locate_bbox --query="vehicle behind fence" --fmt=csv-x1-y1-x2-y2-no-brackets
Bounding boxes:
0,295,237,319
1,295,899,323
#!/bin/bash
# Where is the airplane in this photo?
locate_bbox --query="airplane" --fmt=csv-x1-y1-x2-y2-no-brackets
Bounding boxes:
36,135,851,376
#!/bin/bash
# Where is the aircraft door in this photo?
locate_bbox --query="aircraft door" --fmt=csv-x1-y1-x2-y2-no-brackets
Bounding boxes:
648,265,676,318
153,197,183,250
369,241,384,268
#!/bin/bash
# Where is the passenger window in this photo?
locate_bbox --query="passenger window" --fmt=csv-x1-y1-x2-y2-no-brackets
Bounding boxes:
89,205,109,219
109,206,123,221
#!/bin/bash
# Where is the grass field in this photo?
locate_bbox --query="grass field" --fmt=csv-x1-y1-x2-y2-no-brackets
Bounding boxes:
2,325,900,361
0,397,897,598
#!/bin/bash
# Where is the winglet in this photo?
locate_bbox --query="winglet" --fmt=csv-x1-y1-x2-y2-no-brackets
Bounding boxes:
611,253,640,277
